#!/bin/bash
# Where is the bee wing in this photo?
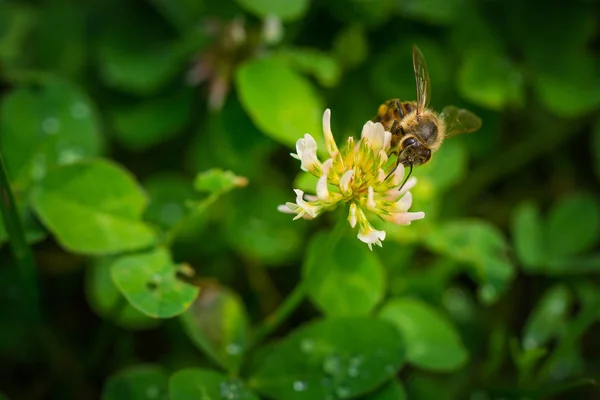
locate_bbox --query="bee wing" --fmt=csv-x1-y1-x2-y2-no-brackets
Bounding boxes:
412,45,431,115
441,105,482,138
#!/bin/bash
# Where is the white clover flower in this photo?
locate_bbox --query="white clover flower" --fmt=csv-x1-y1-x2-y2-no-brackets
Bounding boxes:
279,109,425,250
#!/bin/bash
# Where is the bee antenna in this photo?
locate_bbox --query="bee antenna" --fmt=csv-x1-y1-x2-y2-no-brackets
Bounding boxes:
398,162,413,191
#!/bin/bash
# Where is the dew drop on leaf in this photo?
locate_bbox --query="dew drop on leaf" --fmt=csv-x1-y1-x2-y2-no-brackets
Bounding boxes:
292,380,307,392
42,117,60,134
71,102,90,119
300,338,315,353
225,343,242,355
335,384,352,399
323,353,343,376
145,385,159,398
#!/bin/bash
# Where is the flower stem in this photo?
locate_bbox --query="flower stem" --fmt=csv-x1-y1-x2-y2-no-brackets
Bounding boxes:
0,150,40,326
251,217,347,345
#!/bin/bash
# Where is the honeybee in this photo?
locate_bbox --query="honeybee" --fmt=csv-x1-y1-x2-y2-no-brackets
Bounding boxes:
374,45,482,177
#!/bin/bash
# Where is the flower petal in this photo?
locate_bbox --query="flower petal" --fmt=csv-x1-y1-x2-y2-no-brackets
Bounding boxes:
361,120,375,140
391,163,405,186
357,223,386,250
394,191,413,212
367,186,376,209
322,109,339,157
398,176,418,195
348,203,358,228
277,204,295,214
339,169,354,195
295,134,321,174
385,211,426,225
293,189,320,218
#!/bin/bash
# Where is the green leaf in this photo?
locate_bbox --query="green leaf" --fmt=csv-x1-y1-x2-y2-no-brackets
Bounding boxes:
30,159,156,255
522,284,573,350
187,97,276,181
458,46,524,110
110,88,193,151
545,254,600,275
85,257,160,330
236,57,324,149
147,0,206,32
379,297,468,372
509,339,548,384
111,247,199,318
96,11,192,95
418,140,467,193
516,3,600,118
170,368,259,400
397,0,466,25
370,39,450,106
225,184,307,266
362,380,407,400
293,172,319,193
102,364,169,400
325,0,396,28
32,4,85,77
303,233,385,317
249,317,405,400
143,173,196,230
0,77,102,190
180,284,249,373
533,54,600,118
546,194,600,258
233,0,309,21
424,220,515,304
194,169,248,195
0,2,35,63
511,201,545,270
276,48,342,87
333,24,368,68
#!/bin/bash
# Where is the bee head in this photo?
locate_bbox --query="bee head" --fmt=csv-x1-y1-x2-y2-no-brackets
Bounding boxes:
398,136,431,166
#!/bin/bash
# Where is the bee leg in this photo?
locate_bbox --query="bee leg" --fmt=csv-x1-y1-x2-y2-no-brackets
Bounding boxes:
390,119,401,135
394,99,405,118
385,158,401,181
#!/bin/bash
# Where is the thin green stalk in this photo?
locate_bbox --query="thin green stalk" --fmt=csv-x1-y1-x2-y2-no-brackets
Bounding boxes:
251,217,347,346
535,296,600,383
164,193,218,247
0,150,40,325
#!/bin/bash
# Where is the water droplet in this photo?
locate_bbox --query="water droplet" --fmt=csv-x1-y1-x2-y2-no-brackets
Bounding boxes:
348,365,359,377
219,380,249,399
292,380,307,392
32,154,47,180
300,338,315,353
58,148,83,164
226,343,243,355
335,384,352,399
71,102,90,119
152,273,162,282
323,354,343,376
321,377,332,387
145,385,159,398
42,117,60,134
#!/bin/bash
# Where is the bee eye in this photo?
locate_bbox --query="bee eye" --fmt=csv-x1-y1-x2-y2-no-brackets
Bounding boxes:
403,137,417,149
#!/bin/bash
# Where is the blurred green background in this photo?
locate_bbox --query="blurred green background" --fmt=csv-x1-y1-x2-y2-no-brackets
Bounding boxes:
1,0,600,399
